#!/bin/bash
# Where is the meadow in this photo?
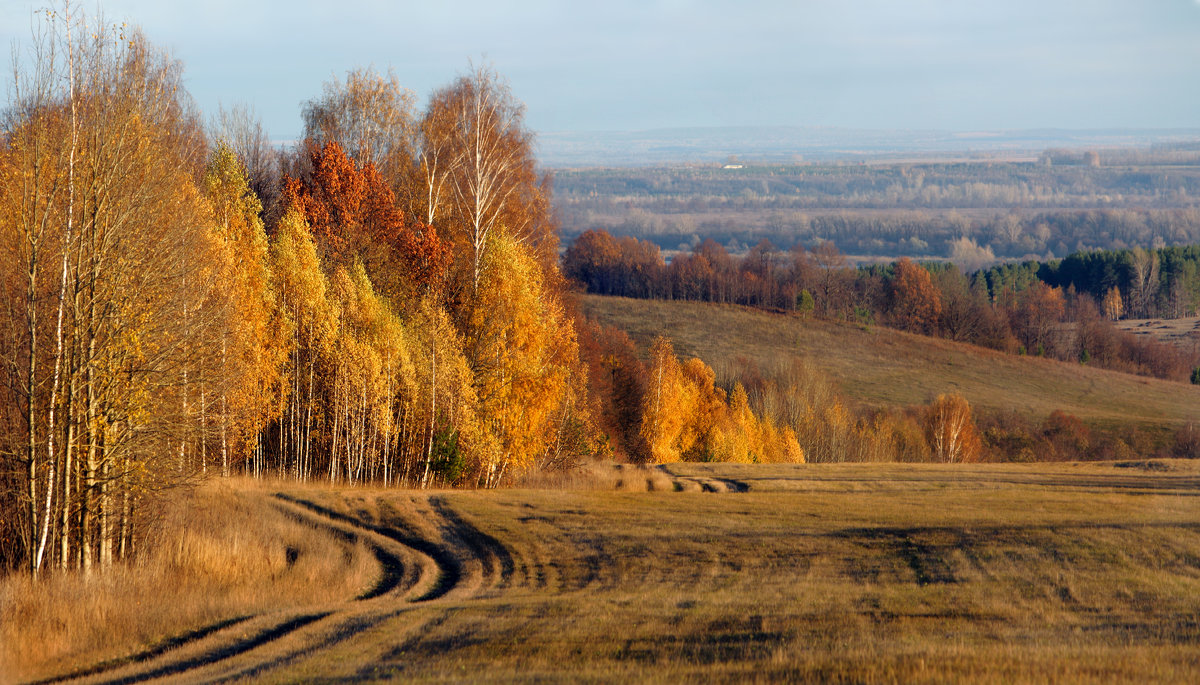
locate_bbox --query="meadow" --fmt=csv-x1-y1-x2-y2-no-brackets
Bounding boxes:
1115,316,1200,349
6,460,1200,683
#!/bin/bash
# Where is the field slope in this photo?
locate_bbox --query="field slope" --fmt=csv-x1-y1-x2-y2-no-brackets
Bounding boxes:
23,461,1200,683
580,294,1200,431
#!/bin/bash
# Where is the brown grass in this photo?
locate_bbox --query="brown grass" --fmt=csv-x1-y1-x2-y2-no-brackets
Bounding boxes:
257,460,1200,682
515,461,683,491
581,295,1200,433
1115,316,1200,350
0,478,377,682
10,461,1200,682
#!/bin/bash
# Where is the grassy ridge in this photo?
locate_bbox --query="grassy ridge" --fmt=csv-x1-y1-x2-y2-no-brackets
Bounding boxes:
581,295,1200,431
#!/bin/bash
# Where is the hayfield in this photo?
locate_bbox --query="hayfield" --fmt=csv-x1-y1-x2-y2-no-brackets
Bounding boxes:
580,294,1200,433
8,460,1200,683
1115,316,1200,350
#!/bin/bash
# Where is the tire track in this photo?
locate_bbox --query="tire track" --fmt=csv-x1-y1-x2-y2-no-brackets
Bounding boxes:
429,496,516,594
658,465,750,493
274,494,454,602
45,492,494,685
25,617,254,685
270,499,407,601
91,612,333,685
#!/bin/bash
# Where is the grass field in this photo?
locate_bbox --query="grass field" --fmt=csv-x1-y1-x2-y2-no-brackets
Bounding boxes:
10,461,1200,683
580,295,1200,433
1115,316,1200,350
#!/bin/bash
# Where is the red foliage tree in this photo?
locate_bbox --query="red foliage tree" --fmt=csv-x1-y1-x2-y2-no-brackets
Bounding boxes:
576,318,648,460
283,140,449,299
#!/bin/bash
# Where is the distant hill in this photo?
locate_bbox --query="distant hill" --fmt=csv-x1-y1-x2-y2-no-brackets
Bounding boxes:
580,294,1200,433
537,126,1200,167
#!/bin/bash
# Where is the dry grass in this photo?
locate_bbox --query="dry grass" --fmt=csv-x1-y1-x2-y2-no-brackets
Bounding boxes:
1115,316,1200,350
515,461,683,491
0,478,377,683
252,460,1200,682
10,461,1200,682
581,295,1200,433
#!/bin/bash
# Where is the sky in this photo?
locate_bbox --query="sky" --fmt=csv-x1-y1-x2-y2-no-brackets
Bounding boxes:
3,0,1200,141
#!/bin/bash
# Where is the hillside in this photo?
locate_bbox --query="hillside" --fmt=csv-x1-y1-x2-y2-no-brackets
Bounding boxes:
580,295,1200,432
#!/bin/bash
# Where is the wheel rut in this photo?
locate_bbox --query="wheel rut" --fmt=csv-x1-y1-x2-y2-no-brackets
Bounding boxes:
657,465,750,493
42,492,507,685
429,496,516,594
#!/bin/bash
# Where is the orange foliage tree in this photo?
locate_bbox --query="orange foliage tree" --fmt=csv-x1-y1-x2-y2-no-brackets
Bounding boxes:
889,258,943,335
924,393,982,463
575,318,647,460
640,337,713,463
639,338,805,464
469,233,585,484
1009,281,1066,355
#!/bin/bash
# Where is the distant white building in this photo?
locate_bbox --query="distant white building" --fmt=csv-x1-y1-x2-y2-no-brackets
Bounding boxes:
722,164,744,169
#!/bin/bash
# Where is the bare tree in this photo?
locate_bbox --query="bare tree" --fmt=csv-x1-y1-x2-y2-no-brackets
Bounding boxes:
1129,247,1160,318
301,66,416,193
212,103,279,216
436,64,539,293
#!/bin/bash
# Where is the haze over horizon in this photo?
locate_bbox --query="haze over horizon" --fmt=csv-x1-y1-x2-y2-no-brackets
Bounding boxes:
3,1,1199,145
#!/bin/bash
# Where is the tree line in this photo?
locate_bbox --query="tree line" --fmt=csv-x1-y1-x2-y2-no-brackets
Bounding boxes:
0,9,590,577
557,159,1200,212
578,324,986,467
565,205,1200,263
578,317,1194,471
981,245,1200,320
564,229,1200,382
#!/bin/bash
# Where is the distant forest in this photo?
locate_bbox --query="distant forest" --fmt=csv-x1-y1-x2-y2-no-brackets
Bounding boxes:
564,230,1200,382
555,150,1200,261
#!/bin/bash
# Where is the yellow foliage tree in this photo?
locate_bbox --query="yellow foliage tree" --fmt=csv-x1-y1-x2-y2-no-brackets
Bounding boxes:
203,142,287,474
640,345,804,464
469,232,580,485
407,296,479,487
1102,286,1124,321
269,205,337,480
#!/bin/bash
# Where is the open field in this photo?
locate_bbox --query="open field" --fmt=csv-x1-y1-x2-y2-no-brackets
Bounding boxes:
580,295,1200,434
1115,317,1200,350
8,460,1200,683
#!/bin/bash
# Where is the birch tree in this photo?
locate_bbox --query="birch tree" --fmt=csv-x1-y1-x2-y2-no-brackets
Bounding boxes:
1,8,228,574
469,233,579,486
302,66,416,196
434,65,543,293
924,393,982,463
203,143,286,475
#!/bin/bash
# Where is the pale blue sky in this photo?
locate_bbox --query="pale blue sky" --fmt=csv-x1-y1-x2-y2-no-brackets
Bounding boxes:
3,1,1199,140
